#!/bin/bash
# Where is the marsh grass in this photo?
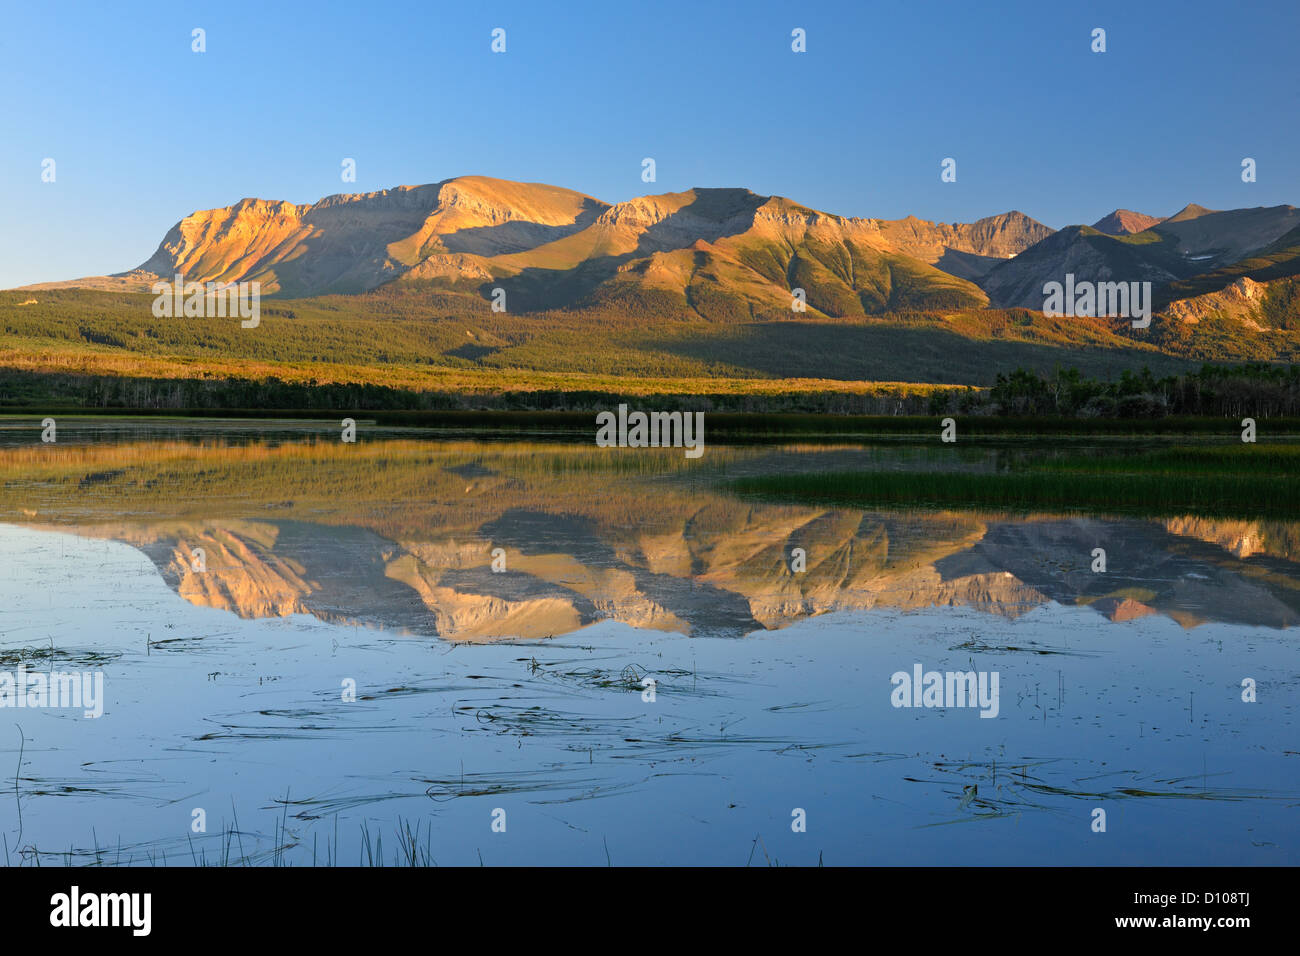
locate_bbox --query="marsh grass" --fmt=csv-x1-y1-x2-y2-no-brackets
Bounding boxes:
734,444,1300,519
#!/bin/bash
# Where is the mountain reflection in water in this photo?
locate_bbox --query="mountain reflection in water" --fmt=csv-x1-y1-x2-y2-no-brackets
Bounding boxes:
4,428,1296,639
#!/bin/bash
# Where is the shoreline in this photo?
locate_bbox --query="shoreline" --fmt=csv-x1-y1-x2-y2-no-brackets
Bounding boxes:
4,407,1300,440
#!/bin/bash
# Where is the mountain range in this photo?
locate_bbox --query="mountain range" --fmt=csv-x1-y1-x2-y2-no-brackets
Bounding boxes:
18,175,1300,335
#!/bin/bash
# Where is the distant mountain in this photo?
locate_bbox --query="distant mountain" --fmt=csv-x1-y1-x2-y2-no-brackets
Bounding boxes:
872,211,1053,279
20,176,1052,315
983,204,1300,310
1164,203,1217,223
1091,209,1165,235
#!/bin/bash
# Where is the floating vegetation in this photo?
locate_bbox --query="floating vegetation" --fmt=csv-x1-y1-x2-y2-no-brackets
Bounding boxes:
519,656,727,697
0,646,121,668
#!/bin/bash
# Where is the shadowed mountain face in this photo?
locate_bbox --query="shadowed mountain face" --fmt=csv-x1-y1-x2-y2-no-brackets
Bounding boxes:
4,437,1297,639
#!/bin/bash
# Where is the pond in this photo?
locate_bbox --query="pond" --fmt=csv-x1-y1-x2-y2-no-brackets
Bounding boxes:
0,420,1295,865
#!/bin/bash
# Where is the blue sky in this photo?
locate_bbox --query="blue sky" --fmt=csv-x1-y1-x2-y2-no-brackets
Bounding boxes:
3,0,1297,288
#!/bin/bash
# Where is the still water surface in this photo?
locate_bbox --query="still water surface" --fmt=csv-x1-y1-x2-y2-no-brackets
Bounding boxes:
0,421,1295,864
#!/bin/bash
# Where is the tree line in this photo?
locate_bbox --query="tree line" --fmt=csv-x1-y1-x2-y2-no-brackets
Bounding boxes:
959,363,1300,418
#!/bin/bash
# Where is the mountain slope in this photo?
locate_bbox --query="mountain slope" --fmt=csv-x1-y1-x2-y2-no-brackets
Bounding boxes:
1165,276,1279,328
1159,224,1300,311
1154,204,1300,269
482,190,993,315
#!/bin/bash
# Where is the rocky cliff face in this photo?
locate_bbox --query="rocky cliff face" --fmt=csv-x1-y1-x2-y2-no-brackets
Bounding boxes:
1165,276,1270,326
135,178,607,296
875,211,1055,279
